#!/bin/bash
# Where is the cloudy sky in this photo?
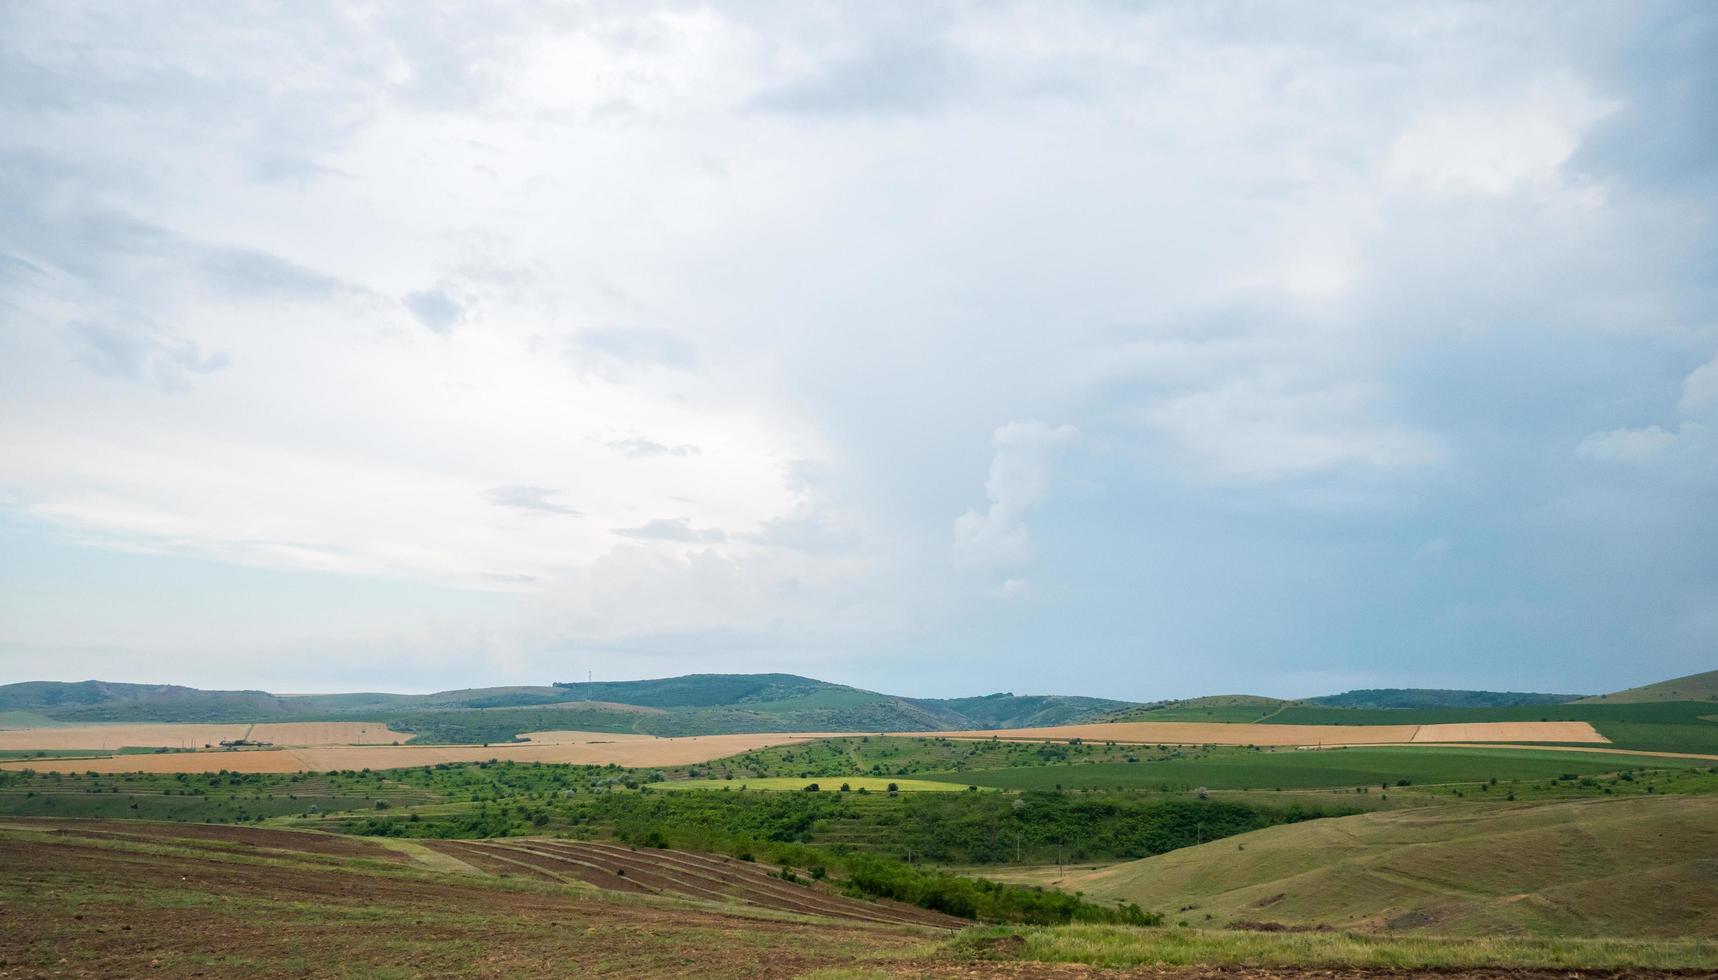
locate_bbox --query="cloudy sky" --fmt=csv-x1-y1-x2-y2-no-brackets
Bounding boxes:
2,2,1714,698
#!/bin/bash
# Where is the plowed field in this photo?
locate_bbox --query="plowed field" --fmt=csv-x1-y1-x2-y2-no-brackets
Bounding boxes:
421,837,969,929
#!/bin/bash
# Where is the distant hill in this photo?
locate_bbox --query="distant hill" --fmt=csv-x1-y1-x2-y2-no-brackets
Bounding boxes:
1579,669,1718,704
909,692,1139,728
0,674,1140,740
1098,695,1286,724
1048,795,1718,938
1306,688,1582,710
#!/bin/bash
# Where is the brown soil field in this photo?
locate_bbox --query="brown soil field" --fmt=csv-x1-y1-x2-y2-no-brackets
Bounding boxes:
0,720,398,752
0,818,949,979
914,721,1608,747
432,837,970,930
0,731,853,774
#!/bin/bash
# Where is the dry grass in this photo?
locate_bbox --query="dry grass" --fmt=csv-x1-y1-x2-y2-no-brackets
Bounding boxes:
0,731,851,774
1411,722,1606,743
0,721,396,752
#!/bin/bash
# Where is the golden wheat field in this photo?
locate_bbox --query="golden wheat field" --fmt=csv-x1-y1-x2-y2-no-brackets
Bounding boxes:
1410,721,1608,743
0,721,397,752
0,731,850,774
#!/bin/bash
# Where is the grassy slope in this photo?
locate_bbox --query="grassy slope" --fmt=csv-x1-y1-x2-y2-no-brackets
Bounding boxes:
917,745,1707,792
0,675,1141,738
1579,668,1718,705
1307,689,1582,709
1047,795,1718,938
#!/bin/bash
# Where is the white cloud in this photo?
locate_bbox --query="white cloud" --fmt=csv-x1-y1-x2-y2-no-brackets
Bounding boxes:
1682,353,1718,413
1386,82,1614,196
1138,379,1441,485
953,421,1077,570
1576,425,1676,462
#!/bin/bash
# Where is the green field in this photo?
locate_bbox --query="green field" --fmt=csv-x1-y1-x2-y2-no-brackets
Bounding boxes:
1039,794,1718,939
918,745,1707,792
659,777,972,793
954,924,1718,970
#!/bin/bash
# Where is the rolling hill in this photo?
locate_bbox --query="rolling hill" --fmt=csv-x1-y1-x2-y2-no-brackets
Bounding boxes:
1579,669,1718,704
1307,688,1583,709
0,674,1139,740
1048,795,1718,938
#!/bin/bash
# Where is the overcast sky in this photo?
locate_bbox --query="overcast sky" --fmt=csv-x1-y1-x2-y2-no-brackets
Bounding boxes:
2,2,1714,699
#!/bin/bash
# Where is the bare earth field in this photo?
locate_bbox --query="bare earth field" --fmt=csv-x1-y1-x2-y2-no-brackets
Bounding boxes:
0,721,397,752
0,731,851,774
917,721,1609,747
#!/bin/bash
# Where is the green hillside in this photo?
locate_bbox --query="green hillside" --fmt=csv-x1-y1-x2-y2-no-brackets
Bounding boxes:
1097,695,1284,724
0,674,1141,741
1308,688,1582,709
1050,795,1718,938
1580,669,1718,705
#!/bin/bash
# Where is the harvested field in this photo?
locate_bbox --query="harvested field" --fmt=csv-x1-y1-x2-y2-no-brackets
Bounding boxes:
916,720,1608,747
0,720,398,752
0,817,413,863
1411,721,1608,743
426,837,970,929
0,818,948,979
245,721,402,745
0,731,852,774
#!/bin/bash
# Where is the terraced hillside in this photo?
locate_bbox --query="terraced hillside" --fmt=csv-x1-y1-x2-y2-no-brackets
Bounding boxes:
0,818,953,977
1038,795,1718,938
422,837,967,929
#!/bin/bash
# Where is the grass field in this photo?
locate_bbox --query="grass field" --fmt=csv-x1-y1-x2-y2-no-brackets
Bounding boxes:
953,924,1718,970
658,777,975,793
918,745,1707,792
1032,795,1718,939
